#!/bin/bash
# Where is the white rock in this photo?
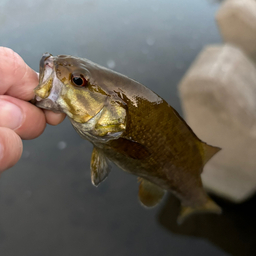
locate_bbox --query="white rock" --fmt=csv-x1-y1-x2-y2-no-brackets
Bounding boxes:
178,44,256,203
216,0,256,60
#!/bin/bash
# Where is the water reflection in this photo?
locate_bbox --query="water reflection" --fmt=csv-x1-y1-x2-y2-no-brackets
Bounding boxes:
158,194,256,256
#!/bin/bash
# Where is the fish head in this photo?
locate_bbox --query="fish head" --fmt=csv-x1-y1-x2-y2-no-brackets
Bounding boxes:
34,53,107,123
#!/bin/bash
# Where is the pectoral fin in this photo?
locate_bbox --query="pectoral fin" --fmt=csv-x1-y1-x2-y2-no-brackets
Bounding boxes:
138,178,165,207
90,147,111,186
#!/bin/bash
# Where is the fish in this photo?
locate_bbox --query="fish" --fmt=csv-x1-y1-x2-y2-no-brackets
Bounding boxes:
34,53,222,224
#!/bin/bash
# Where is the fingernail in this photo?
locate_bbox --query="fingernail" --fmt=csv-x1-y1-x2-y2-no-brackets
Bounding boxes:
0,100,23,130
0,142,4,162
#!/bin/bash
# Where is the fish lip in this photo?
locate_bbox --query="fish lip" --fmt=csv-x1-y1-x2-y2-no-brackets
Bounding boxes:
35,98,61,112
40,53,53,67
42,56,54,84
35,95,42,102
46,72,62,103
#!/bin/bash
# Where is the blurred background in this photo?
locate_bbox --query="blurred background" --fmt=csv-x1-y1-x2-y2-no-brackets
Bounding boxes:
1,0,256,255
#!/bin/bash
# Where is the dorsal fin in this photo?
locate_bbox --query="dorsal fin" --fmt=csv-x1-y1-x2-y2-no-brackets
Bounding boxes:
202,142,221,166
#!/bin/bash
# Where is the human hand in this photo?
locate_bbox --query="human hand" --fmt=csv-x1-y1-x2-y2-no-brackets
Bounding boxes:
0,47,66,173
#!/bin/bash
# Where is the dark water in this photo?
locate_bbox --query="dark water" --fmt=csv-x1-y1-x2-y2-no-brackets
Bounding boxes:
0,0,255,255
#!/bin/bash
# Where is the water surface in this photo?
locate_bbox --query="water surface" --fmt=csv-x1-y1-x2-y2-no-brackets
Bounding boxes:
1,1,255,255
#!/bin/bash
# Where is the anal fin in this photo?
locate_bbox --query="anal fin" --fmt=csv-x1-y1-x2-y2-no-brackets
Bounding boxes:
178,197,222,224
138,178,165,207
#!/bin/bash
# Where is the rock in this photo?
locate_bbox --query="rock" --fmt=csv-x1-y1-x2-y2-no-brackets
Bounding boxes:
216,0,256,61
178,44,256,203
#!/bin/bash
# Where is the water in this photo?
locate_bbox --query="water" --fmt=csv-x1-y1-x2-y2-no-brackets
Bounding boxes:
1,0,255,255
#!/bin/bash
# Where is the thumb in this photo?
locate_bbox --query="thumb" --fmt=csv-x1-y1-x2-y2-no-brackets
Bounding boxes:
0,127,23,173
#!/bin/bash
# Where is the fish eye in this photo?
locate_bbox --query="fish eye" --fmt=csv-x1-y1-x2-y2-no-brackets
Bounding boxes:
71,73,88,87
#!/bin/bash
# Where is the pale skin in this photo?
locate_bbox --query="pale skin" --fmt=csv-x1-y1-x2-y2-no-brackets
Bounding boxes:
0,47,66,173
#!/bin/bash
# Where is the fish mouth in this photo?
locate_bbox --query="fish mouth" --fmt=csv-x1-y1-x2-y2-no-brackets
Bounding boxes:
34,75,63,112
34,54,63,112
35,98,62,112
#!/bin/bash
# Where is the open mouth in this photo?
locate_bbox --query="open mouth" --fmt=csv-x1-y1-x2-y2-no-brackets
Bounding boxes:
33,54,63,112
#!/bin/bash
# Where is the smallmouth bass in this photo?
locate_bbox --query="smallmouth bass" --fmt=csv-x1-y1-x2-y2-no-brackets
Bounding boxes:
34,53,221,223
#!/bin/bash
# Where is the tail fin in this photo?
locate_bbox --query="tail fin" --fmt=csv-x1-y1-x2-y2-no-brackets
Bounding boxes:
177,197,222,225
202,143,221,166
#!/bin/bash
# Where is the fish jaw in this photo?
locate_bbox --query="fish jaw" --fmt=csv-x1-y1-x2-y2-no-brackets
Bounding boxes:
36,53,55,99
34,72,64,112
34,54,64,113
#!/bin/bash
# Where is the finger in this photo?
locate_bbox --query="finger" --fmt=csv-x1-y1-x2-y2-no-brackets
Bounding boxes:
0,95,46,140
0,47,38,100
0,127,23,173
0,47,66,126
44,110,66,126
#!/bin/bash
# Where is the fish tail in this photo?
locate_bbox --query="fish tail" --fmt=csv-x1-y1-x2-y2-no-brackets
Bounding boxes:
177,197,222,225
202,143,221,166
